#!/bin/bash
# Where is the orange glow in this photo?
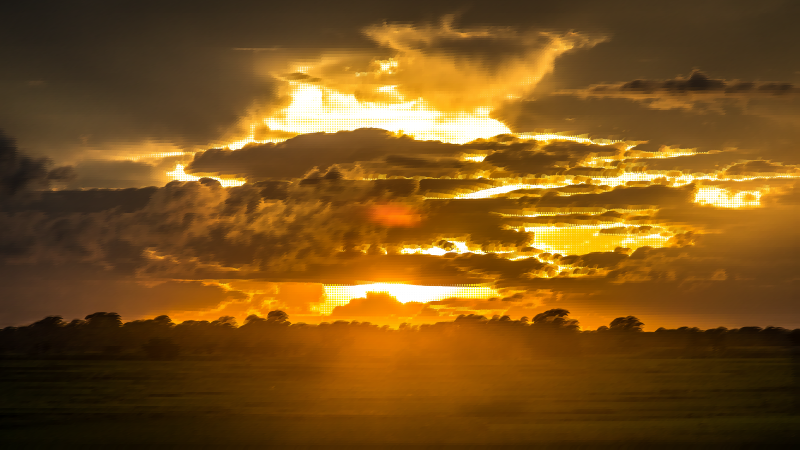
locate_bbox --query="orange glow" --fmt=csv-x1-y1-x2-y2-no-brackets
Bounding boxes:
317,283,499,315
166,164,246,187
694,186,762,208
368,204,422,227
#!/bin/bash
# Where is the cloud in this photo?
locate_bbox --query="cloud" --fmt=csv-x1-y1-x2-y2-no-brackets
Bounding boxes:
484,140,624,175
360,15,607,111
1,43,273,164
578,70,796,96
537,184,696,209
558,70,799,112
67,160,162,189
723,160,799,177
500,92,800,168
2,187,158,214
0,130,75,203
187,129,462,179
257,16,605,137
561,252,629,269
0,264,246,326
330,292,423,317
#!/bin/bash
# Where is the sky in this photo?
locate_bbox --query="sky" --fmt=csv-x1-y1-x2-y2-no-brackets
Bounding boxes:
1,0,799,329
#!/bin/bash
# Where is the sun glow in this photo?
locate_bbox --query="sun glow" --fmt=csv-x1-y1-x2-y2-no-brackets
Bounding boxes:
317,283,499,314
173,164,247,187
694,186,762,208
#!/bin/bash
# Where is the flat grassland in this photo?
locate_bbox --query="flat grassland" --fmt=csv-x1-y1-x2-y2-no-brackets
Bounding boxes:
1,356,798,448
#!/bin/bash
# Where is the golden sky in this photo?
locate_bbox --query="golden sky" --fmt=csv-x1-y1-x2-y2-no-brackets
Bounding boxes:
1,5,799,330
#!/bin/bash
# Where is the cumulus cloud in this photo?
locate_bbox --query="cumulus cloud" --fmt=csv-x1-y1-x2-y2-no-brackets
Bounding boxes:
276,16,606,119
359,15,607,111
330,292,424,317
4,6,800,332
187,129,462,179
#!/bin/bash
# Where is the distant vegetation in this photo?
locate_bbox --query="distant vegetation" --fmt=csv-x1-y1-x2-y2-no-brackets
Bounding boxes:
2,309,798,360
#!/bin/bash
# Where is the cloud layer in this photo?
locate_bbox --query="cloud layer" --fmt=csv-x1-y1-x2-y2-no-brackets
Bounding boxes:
2,10,799,330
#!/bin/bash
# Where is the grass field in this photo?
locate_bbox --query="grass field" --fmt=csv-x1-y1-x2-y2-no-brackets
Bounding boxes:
1,356,798,448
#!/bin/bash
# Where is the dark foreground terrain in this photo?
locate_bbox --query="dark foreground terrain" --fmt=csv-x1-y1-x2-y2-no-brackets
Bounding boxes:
1,356,798,448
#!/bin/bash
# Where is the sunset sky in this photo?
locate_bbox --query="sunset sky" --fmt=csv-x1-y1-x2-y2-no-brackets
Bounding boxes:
1,0,799,329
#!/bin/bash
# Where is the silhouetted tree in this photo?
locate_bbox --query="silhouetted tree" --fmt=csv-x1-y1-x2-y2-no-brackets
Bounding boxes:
532,309,580,331
212,316,238,328
6,308,800,362
172,320,216,354
454,314,488,328
705,327,728,355
609,316,644,332
81,312,124,354
84,312,123,328
243,314,268,326
21,315,66,354
122,315,174,350
527,309,581,357
31,316,65,329
267,310,290,324
142,337,180,360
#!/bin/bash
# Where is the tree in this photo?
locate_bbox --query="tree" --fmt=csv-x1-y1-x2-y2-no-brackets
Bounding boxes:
142,337,180,360
25,316,66,354
609,316,644,332
454,314,487,327
532,309,579,331
267,310,290,324
84,312,122,328
31,316,65,329
211,316,238,328
243,314,268,327
152,315,174,327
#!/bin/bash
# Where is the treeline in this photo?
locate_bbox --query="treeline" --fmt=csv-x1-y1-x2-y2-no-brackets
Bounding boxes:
1,309,798,360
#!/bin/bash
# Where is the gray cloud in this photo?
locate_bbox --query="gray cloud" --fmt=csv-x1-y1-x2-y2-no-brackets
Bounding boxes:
67,160,162,189
187,129,463,179
0,131,75,204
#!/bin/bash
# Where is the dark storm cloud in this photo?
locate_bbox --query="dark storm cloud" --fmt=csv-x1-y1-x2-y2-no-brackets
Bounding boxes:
560,252,629,270
383,155,463,170
501,94,800,164
370,179,419,198
187,129,462,179
723,160,799,177
418,179,498,197
605,71,793,95
451,253,546,280
380,198,530,248
536,184,695,209
2,188,158,214
558,71,798,112
2,2,800,329
66,160,162,189
0,131,74,203
1,159,796,328
640,151,747,173
619,71,726,93
585,71,751,94
483,141,623,175
0,48,271,163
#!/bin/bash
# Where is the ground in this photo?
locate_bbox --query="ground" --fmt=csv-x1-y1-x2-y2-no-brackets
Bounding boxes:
1,356,798,447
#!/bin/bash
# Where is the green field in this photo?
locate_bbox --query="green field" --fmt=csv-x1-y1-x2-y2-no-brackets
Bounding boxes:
1,356,798,448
